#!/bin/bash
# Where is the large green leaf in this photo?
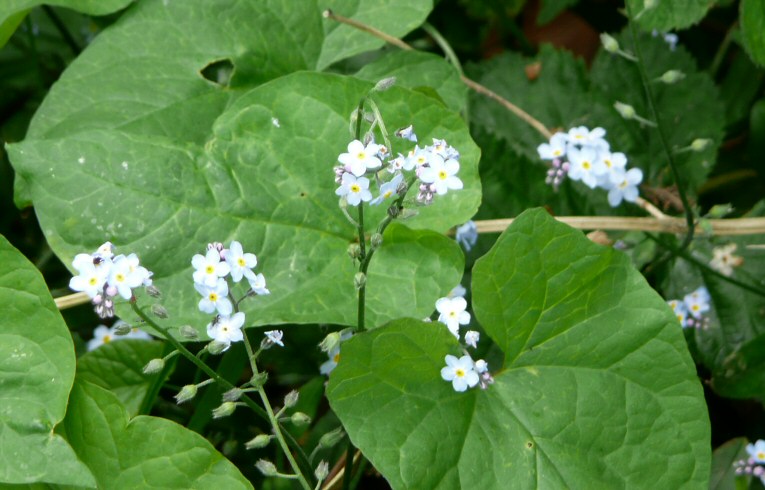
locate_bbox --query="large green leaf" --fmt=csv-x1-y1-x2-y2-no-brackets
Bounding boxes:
62,378,252,488
0,235,95,487
76,339,164,416
317,0,433,70
741,0,765,67
10,71,478,334
327,209,710,489
625,0,711,31
0,0,134,48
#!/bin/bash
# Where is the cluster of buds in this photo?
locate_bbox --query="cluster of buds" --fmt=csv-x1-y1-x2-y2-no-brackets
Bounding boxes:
69,242,153,318
333,125,463,209
537,126,643,207
667,286,710,329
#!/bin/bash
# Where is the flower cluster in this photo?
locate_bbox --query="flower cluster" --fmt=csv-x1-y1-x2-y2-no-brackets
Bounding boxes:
435,288,493,392
69,241,153,318
87,320,152,351
537,126,643,207
191,241,271,352
710,243,744,277
667,286,710,329
334,126,463,207
733,440,765,485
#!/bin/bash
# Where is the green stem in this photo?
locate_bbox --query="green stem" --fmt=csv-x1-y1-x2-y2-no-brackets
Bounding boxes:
625,4,695,254
420,22,470,123
342,441,354,490
709,22,736,78
41,5,80,56
242,332,312,490
356,202,367,332
130,302,314,486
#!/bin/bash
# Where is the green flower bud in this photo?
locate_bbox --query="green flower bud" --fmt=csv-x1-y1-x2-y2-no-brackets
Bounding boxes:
142,358,165,374
614,101,636,120
112,322,132,336
207,340,229,355
212,401,238,419
373,77,396,92
245,434,272,450
319,331,341,353
290,412,311,427
370,233,383,250
600,33,619,53
658,70,685,84
174,384,198,404
250,371,268,388
223,387,243,402
179,325,198,340
315,461,329,481
347,243,361,260
690,138,712,152
354,272,366,290
283,390,299,408
318,427,345,449
145,285,161,298
255,459,278,477
150,304,168,319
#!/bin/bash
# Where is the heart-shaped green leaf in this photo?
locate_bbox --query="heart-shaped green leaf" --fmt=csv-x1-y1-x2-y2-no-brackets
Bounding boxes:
0,235,95,487
62,378,251,488
10,71,478,334
327,209,709,489
77,339,165,416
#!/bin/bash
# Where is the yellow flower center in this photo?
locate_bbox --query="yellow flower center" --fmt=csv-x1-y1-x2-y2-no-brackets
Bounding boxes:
758,451,765,460
103,335,112,343
350,184,361,193
206,265,215,274
604,159,612,168
238,258,246,267
209,293,218,301
582,161,591,170
333,353,341,363
455,368,465,378
356,152,366,160
116,273,125,283
384,191,393,198
89,277,98,286
438,170,448,180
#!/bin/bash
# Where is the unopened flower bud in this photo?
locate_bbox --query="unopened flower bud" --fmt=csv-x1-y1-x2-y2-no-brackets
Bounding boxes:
112,322,132,336
212,401,238,419
315,461,329,481
145,285,161,298
373,76,396,92
354,272,366,290
600,33,619,53
255,459,278,477
614,101,636,120
347,243,361,260
399,208,418,219
250,371,268,388
207,340,229,355
370,233,383,250
284,390,299,408
143,358,165,374
290,412,311,426
223,387,243,402
150,304,168,319
658,70,685,84
179,325,198,340
245,434,272,450
690,138,712,152
319,331,341,353
318,427,345,449
174,384,198,404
